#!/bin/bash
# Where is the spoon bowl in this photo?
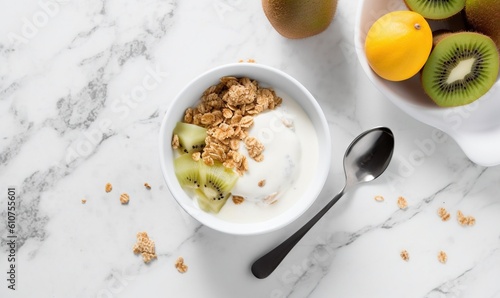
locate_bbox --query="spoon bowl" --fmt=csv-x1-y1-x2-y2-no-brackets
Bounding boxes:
251,127,395,279
345,127,394,186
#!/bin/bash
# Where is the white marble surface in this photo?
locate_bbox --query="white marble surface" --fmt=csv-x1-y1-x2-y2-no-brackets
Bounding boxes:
1,0,500,297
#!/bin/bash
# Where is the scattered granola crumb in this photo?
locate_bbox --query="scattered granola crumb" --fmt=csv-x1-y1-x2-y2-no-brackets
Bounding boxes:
258,179,266,187
238,59,256,63
400,250,409,261
374,195,384,202
232,195,244,205
438,251,447,264
81,199,87,204
120,193,130,205
397,196,408,209
133,232,157,263
438,207,451,221
457,210,475,226
175,257,188,273
144,183,151,190
105,183,113,193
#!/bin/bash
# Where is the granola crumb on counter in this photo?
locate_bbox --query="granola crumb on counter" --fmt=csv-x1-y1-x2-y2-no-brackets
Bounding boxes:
81,199,87,204
175,257,188,273
374,195,384,202
438,251,447,264
400,250,409,261
457,210,476,226
258,179,266,187
120,193,130,205
144,183,151,190
397,196,408,209
105,183,113,193
133,232,157,264
438,207,451,221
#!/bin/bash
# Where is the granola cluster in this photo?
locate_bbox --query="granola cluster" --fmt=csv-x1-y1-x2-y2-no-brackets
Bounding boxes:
180,76,282,175
133,232,157,263
438,207,451,221
438,251,447,264
397,196,408,209
400,250,410,261
120,193,130,205
457,210,476,226
175,257,188,273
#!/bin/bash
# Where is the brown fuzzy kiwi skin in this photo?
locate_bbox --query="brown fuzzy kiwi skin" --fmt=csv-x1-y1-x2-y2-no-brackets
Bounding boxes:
432,30,454,46
465,0,500,49
262,0,337,39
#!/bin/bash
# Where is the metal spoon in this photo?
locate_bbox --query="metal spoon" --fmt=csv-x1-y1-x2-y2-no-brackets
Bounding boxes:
251,127,395,279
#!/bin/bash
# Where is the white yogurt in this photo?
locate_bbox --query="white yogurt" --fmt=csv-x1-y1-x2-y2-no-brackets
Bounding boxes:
231,110,301,203
215,91,319,223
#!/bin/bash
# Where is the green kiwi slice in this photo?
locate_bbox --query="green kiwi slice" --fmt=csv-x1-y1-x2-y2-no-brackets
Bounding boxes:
174,153,202,189
421,32,499,107
173,122,207,153
174,153,238,213
404,0,465,19
196,161,238,213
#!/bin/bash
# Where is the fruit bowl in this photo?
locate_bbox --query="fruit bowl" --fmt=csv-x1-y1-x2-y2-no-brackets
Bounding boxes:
355,0,500,166
159,63,331,235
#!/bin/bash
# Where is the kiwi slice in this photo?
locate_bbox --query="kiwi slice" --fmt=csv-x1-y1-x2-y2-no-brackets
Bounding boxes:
174,153,202,189
196,161,238,213
404,0,465,20
174,153,238,213
421,32,500,107
173,122,207,153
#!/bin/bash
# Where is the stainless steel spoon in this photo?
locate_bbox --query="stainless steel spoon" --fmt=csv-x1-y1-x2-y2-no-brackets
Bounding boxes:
251,127,395,279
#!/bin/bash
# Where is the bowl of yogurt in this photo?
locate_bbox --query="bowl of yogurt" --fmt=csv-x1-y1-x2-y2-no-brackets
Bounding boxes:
159,63,331,235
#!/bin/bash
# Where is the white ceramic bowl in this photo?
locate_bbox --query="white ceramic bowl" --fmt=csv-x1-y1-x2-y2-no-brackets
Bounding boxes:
159,63,331,235
355,0,500,167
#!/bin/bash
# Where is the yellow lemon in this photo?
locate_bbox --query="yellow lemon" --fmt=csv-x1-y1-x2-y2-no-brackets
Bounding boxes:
365,11,433,81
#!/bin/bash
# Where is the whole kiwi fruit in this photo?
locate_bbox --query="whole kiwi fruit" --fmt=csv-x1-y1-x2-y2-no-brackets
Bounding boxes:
262,0,337,39
465,0,500,49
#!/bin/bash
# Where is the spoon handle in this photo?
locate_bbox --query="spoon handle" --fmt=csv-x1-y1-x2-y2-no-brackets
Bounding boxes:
251,188,346,279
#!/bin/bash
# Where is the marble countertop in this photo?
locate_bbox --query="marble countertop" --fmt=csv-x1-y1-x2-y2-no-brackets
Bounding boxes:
1,0,500,297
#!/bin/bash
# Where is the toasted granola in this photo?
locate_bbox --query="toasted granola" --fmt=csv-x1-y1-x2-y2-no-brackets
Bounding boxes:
374,195,384,202
144,183,151,190
81,199,87,204
258,180,266,187
178,76,282,175
105,183,113,193
232,195,244,205
438,207,451,221
438,251,447,264
175,257,188,273
400,250,409,261
457,210,476,226
133,232,157,264
397,196,408,209
120,193,130,205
